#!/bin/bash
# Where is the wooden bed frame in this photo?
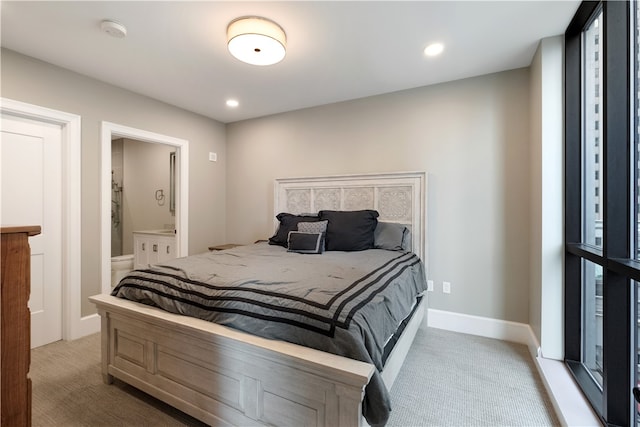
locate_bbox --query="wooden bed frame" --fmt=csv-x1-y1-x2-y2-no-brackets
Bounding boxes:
90,171,428,427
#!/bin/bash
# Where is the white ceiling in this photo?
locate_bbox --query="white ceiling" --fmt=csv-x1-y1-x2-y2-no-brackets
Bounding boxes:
1,1,579,123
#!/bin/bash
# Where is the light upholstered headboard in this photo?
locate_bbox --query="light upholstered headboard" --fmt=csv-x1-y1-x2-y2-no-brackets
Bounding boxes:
274,171,427,262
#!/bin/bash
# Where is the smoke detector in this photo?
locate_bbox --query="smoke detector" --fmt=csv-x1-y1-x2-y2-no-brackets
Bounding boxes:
101,20,127,38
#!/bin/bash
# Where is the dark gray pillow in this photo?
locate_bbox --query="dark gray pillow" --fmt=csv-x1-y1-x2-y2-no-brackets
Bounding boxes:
319,210,379,251
287,231,325,254
269,213,320,248
374,222,408,251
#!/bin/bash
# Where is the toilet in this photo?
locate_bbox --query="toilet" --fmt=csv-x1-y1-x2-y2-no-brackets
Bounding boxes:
111,254,134,288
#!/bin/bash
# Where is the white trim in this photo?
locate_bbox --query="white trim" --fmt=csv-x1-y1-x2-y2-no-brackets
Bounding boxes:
76,313,101,337
427,308,534,345
534,356,601,427
100,122,189,295
0,97,84,340
428,308,602,427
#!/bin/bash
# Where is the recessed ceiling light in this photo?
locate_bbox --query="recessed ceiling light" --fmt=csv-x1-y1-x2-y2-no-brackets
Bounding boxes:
101,20,127,38
226,99,239,108
424,43,444,57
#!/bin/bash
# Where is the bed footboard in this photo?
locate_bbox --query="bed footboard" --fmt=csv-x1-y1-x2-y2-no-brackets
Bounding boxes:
90,294,374,427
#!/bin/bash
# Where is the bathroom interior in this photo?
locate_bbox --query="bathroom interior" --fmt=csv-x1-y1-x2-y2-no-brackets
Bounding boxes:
110,137,177,287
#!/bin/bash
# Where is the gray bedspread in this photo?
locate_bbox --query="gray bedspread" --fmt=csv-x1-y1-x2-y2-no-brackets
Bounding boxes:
112,242,427,426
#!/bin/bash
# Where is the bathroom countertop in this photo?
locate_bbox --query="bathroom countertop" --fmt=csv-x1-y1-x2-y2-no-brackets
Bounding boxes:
133,229,175,236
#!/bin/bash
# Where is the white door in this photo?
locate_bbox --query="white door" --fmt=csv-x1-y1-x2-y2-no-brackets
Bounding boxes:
1,115,63,348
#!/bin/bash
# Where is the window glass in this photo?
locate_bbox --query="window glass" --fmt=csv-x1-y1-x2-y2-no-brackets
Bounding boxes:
567,2,640,424
583,11,604,248
583,259,603,389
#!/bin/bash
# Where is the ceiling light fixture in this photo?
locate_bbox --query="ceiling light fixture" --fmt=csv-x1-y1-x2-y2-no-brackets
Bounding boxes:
226,99,239,108
227,17,286,66
424,43,444,57
101,20,127,38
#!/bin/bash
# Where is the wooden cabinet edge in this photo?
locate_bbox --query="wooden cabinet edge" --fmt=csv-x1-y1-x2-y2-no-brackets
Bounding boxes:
1,225,40,427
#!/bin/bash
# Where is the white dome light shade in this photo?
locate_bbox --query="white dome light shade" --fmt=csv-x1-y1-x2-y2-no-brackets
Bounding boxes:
227,17,286,66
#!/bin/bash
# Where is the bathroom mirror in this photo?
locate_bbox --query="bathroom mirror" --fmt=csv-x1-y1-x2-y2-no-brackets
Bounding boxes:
169,151,176,215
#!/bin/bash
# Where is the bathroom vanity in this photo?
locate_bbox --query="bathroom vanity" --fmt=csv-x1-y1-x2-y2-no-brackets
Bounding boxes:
132,230,176,269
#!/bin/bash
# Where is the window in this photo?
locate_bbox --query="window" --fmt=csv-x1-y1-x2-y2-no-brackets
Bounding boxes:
565,2,638,425
582,258,603,387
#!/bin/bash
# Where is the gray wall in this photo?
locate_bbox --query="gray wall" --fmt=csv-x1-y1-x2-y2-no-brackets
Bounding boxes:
121,138,176,255
2,47,546,327
1,49,227,316
226,69,532,323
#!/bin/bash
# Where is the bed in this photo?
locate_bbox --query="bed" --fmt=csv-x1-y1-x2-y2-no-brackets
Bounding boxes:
90,171,428,427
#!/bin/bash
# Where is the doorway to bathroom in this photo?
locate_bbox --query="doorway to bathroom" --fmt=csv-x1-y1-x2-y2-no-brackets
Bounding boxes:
110,138,176,258
100,122,189,294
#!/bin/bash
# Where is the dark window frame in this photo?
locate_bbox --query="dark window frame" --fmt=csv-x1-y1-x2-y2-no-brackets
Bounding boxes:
565,1,636,425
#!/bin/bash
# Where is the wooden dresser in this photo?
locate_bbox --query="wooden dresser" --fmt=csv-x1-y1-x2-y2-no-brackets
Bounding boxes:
1,225,40,427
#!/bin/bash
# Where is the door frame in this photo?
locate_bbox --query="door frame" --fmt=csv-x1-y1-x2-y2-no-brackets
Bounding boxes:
0,97,85,340
100,122,189,294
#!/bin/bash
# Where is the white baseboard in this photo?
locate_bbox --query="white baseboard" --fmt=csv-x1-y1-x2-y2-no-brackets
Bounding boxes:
427,308,538,350
67,313,100,340
427,308,601,427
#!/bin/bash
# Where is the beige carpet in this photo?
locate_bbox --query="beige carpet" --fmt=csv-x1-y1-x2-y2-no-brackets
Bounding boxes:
31,333,205,427
386,327,559,426
31,327,558,426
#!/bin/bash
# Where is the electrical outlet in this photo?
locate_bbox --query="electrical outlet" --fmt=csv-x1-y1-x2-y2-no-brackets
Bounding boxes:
209,152,217,162
443,281,451,294
427,280,434,292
